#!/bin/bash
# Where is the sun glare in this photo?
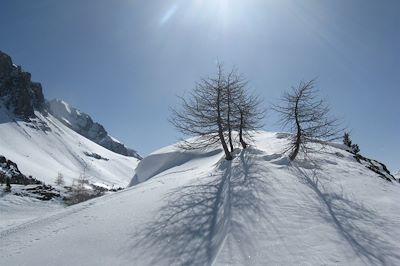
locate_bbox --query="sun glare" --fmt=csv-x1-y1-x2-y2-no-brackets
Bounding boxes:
159,0,243,29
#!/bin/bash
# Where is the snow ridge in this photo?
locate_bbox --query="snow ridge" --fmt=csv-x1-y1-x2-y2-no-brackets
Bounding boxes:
48,99,141,159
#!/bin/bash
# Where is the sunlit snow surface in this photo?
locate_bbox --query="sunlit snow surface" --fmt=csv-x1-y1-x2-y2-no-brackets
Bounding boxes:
0,107,139,187
1,132,399,265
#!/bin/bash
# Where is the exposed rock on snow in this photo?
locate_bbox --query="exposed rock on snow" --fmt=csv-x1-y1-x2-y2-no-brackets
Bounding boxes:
14,184,61,201
84,152,109,161
0,155,42,185
48,98,141,159
354,154,397,182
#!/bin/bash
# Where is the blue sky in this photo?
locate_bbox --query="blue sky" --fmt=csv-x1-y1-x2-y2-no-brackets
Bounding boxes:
0,0,399,170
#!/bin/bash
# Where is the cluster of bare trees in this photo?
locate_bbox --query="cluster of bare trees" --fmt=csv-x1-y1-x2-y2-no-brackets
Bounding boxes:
172,67,341,162
171,64,264,160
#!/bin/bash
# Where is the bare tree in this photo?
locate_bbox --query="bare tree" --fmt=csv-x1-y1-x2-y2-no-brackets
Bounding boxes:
222,68,249,152
55,172,65,186
171,64,266,159
273,80,341,160
170,64,233,160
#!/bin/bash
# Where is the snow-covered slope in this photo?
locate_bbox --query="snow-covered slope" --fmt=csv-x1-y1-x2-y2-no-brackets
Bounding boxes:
1,132,399,266
48,99,141,159
395,170,400,180
0,50,139,187
0,105,138,187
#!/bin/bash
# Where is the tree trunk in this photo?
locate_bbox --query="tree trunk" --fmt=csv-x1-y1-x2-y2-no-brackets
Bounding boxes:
289,135,300,161
290,93,302,161
227,88,234,152
228,128,234,152
239,112,248,149
217,86,232,160
219,129,233,160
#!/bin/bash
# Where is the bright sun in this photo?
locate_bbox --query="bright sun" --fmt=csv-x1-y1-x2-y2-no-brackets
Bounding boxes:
159,0,240,28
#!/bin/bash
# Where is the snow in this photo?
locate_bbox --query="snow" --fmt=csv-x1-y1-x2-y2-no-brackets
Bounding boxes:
1,132,399,265
0,186,64,231
394,169,400,180
0,107,139,187
109,135,122,144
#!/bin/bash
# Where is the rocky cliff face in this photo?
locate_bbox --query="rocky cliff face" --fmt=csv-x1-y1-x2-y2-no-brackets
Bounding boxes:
0,51,45,118
48,99,141,159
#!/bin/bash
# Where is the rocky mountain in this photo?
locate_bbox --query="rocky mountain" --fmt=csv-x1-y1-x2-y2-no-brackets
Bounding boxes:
0,50,140,186
0,50,140,159
48,99,141,159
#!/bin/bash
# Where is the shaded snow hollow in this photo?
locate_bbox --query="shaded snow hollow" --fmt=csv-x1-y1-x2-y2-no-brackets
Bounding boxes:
1,132,399,265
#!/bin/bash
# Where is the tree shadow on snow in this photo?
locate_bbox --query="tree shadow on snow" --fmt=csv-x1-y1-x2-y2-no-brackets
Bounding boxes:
293,166,400,266
128,148,275,266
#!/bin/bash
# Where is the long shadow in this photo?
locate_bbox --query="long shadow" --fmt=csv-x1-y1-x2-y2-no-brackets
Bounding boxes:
292,166,400,265
128,148,274,266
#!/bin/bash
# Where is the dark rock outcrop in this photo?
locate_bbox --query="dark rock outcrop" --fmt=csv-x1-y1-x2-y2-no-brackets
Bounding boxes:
0,51,45,118
0,155,42,185
353,154,397,182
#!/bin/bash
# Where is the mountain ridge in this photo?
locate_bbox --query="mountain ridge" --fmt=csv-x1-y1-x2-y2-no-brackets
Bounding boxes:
48,98,141,159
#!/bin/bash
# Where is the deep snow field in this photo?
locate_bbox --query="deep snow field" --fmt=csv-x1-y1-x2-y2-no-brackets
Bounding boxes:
1,132,399,266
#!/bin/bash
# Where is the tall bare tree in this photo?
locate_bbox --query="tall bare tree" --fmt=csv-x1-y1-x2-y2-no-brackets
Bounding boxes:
221,69,265,151
170,64,233,160
273,80,341,160
222,68,248,152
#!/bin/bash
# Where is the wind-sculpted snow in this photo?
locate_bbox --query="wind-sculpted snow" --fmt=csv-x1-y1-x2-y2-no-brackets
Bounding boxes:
129,148,221,186
0,132,399,265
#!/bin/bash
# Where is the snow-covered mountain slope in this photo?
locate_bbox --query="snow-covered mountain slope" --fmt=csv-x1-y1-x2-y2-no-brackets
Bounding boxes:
1,132,399,266
48,99,141,159
0,50,139,187
0,105,139,187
